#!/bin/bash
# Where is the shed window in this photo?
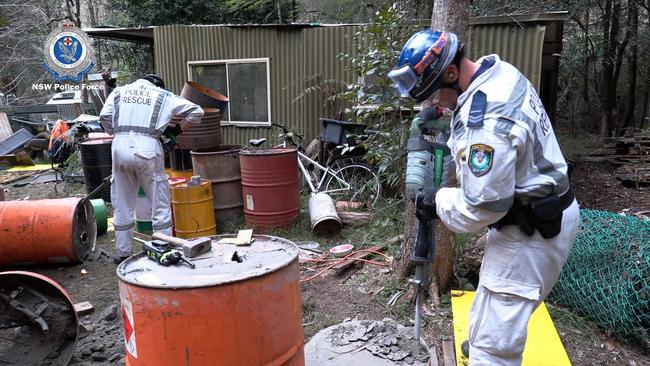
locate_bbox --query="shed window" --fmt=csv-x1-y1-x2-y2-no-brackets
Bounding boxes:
188,58,270,126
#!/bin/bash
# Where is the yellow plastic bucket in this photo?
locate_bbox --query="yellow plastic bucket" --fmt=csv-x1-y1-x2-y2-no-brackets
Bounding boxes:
171,180,217,238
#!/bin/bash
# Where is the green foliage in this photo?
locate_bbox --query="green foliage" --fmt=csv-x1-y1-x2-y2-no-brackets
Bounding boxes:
106,0,291,26
335,3,420,194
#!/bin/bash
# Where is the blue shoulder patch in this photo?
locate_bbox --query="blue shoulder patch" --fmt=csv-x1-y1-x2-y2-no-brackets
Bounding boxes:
467,91,486,128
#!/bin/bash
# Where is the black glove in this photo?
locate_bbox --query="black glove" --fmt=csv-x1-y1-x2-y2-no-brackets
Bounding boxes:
415,186,438,221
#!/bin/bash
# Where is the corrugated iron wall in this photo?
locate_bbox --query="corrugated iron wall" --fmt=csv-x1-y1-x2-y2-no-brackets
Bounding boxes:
155,20,551,145
468,23,546,90
155,25,358,145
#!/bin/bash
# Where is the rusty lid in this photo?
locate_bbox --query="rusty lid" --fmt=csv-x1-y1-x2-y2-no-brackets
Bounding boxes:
116,234,298,289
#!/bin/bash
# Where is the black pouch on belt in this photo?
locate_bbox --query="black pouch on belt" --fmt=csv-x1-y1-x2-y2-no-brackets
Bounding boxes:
529,194,563,239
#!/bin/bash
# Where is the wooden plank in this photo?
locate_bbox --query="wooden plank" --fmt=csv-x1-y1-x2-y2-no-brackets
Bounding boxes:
442,340,456,366
0,112,11,141
429,344,440,366
332,235,402,272
336,210,373,226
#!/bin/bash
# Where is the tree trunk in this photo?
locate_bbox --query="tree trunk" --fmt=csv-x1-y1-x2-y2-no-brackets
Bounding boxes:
430,1,469,294
582,9,591,123
600,0,614,138
277,1,283,23
621,0,638,133
395,0,470,299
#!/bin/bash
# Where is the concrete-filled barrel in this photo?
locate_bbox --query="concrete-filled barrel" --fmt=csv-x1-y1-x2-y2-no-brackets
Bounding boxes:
191,145,244,225
240,148,300,231
117,234,304,366
170,180,216,238
0,271,79,365
0,198,96,265
170,147,194,179
78,139,112,202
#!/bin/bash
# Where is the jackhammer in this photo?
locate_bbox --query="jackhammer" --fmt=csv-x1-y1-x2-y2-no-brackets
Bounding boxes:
405,107,451,342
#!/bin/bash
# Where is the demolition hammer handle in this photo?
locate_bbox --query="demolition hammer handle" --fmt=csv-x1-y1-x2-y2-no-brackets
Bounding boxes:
152,232,190,248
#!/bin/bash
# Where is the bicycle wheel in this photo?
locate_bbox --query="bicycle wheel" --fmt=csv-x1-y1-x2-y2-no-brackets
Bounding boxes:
323,161,381,208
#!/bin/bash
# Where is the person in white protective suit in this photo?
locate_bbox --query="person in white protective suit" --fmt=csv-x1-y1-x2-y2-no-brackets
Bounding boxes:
99,74,204,263
388,30,580,365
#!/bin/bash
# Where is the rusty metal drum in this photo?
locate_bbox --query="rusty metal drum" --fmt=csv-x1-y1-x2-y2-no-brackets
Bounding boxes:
180,81,229,111
239,148,300,231
173,108,222,150
191,145,244,225
0,198,96,265
117,234,304,366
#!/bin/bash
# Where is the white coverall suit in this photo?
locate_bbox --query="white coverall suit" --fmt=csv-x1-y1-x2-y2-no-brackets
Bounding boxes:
99,79,203,257
434,55,580,365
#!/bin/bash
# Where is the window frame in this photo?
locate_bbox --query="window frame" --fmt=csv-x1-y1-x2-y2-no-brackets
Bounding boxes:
187,58,272,127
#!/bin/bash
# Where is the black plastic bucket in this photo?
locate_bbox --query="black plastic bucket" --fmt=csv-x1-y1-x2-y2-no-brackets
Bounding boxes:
79,139,112,202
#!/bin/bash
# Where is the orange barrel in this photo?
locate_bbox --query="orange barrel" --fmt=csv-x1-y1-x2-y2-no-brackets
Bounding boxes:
0,198,95,265
0,271,79,365
239,148,300,231
170,180,216,238
117,234,304,366
191,145,244,225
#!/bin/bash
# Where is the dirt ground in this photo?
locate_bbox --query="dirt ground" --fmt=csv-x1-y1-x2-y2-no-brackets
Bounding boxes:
1,132,649,365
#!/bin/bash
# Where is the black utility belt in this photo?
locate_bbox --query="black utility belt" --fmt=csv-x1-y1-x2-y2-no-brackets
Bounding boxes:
489,188,575,239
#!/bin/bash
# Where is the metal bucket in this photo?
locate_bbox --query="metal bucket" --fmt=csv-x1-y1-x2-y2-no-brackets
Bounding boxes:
174,108,222,150
0,271,79,365
191,145,244,225
135,187,152,235
0,198,96,265
117,234,304,366
308,193,342,237
180,81,229,111
170,180,216,238
79,139,112,202
240,148,300,231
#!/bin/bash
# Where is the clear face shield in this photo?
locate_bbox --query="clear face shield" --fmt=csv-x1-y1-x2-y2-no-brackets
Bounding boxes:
387,65,419,98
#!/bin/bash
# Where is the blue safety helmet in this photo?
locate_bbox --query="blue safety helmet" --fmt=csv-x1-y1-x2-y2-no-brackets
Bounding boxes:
388,30,460,102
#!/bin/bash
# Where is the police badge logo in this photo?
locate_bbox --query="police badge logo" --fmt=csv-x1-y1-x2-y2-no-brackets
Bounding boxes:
468,143,494,177
42,24,95,82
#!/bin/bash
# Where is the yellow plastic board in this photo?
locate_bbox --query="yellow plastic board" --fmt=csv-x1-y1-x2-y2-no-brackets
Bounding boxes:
450,290,571,366
7,164,52,172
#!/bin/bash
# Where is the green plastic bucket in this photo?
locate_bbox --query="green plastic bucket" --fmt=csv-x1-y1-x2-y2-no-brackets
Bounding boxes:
90,199,108,235
135,220,153,235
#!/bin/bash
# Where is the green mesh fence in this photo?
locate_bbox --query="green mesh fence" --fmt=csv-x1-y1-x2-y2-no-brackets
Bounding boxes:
550,209,650,342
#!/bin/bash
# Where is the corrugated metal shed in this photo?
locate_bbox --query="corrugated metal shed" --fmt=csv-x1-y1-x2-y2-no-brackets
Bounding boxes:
151,12,567,144
155,24,358,144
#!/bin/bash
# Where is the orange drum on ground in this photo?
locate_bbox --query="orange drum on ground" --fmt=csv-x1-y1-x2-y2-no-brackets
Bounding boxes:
117,234,304,366
0,198,95,265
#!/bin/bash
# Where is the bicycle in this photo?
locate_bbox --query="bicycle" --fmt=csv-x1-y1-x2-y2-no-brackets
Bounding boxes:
249,122,382,207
